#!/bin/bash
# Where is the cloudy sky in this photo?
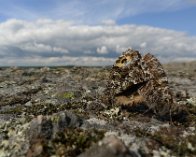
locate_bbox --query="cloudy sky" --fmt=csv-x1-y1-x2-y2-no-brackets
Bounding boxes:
0,0,196,66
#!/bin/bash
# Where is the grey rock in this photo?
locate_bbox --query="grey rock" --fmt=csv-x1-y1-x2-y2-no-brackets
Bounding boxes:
78,135,137,157
29,111,84,140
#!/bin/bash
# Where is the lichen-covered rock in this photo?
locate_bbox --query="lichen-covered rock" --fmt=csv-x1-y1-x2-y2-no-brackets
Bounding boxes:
28,111,84,141
27,111,105,157
187,97,196,107
78,135,136,157
0,117,30,157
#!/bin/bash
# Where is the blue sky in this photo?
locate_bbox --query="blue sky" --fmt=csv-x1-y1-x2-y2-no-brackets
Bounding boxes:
119,6,196,35
0,0,196,66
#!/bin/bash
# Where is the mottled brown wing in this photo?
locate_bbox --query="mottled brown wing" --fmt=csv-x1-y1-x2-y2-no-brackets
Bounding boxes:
139,53,174,116
109,49,151,95
142,53,168,85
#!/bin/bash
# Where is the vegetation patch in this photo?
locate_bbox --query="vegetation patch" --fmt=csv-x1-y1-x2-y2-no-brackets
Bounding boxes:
28,128,105,157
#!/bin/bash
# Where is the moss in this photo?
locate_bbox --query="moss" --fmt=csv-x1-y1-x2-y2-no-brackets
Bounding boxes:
65,101,83,109
1,103,66,116
188,105,196,115
31,128,105,157
133,126,196,156
0,106,23,115
134,127,147,137
61,92,75,99
184,114,196,127
26,103,67,116
1,100,87,118
149,127,196,156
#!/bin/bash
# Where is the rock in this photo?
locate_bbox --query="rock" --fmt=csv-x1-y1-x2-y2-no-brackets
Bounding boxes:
78,135,136,157
25,101,33,107
28,111,84,140
187,97,196,107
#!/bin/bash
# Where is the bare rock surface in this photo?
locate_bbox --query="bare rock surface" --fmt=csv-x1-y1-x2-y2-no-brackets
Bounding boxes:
0,51,196,157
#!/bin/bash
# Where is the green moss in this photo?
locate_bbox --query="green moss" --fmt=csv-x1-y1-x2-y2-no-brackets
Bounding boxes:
62,92,75,99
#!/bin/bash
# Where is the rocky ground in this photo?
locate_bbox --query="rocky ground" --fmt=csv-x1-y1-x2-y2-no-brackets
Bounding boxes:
0,61,196,157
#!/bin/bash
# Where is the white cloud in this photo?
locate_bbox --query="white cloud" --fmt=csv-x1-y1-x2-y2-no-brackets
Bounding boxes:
101,19,116,26
97,46,108,54
53,47,69,54
140,42,147,48
116,45,128,53
0,19,196,66
0,56,115,66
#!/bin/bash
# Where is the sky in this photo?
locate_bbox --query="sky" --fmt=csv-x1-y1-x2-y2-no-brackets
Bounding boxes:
0,0,196,66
